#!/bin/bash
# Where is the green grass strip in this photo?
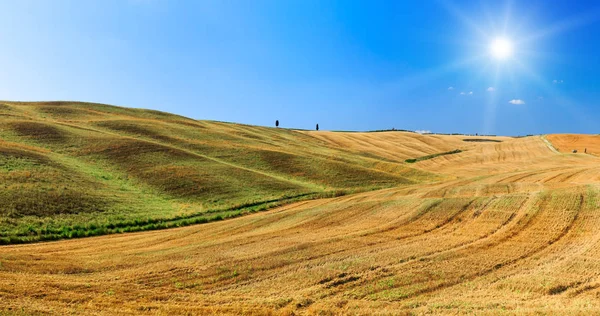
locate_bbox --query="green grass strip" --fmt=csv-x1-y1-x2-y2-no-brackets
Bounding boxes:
405,149,462,164
0,187,392,245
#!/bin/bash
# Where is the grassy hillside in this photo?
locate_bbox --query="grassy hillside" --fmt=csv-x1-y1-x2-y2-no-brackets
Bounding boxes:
0,101,442,243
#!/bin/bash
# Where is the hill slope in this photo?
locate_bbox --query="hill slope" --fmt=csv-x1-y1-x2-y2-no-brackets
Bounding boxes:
0,101,441,243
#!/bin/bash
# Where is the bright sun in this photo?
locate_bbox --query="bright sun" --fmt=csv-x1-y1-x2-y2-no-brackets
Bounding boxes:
490,37,513,60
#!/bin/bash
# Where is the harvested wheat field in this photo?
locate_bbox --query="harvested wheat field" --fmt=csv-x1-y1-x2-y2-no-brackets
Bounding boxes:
3,102,600,314
546,134,600,156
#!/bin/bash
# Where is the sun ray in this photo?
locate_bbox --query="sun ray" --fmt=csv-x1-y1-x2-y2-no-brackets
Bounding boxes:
439,0,490,39
481,2,498,35
502,0,513,34
518,7,600,44
513,59,596,129
505,62,520,105
517,49,562,62
383,54,488,94
482,63,502,134
463,56,495,93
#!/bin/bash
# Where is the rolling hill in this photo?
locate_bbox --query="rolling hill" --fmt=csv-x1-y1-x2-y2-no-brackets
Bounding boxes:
3,101,600,314
0,101,441,243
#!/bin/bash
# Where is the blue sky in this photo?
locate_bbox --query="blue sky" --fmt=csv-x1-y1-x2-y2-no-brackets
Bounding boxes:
2,0,600,135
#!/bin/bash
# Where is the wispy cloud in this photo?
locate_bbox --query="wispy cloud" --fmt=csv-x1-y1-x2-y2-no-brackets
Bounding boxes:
460,91,473,96
415,130,432,134
448,86,454,90
509,99,525,105
487,87,495,92
553,79,564,84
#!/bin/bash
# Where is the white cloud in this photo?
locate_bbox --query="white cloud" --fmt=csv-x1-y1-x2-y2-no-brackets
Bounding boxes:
460,91,473,96
487,87,495,92
553,79,564,84
415,130,432,134
509,99,525,105
460,92,465,95
469,91,473,95
448,86,454,90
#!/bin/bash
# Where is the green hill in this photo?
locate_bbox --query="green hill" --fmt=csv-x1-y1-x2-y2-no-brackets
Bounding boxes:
0,101,440,243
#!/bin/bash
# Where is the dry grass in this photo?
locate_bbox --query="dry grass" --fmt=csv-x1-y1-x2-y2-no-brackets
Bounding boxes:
3,102,600,314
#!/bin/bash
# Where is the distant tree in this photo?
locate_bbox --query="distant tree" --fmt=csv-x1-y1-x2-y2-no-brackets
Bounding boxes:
316,124,319,131
276,120,279,127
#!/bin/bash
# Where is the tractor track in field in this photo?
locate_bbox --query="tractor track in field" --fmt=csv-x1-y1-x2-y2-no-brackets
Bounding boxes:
541,135,560,154
400,193,583,301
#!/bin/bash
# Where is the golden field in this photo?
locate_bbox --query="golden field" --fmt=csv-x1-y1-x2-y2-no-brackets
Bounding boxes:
2,102,600,314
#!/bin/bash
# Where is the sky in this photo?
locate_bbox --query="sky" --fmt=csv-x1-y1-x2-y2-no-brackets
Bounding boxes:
2,0,600,135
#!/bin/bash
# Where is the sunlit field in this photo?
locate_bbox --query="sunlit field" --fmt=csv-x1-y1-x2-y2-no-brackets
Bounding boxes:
3,102,600,314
